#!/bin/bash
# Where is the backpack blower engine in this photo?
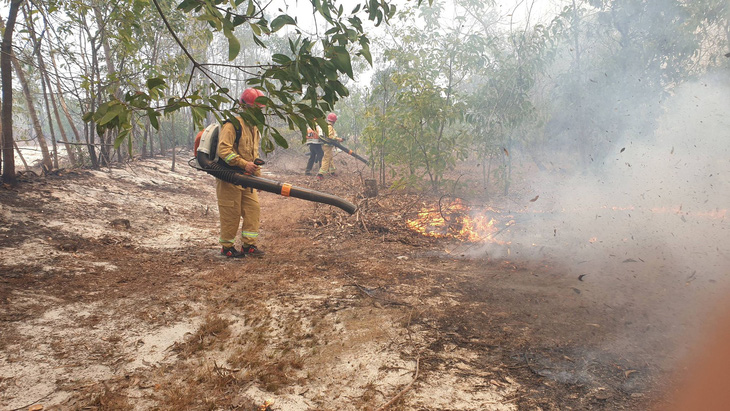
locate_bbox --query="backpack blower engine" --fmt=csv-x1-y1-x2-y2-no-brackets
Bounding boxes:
190,124,357,214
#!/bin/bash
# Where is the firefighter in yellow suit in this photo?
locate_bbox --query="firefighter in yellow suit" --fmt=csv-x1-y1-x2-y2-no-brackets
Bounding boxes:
317,112,343,179
216,88,266,258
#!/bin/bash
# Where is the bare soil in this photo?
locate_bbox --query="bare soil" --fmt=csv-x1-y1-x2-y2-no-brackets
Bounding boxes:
1,153,672,410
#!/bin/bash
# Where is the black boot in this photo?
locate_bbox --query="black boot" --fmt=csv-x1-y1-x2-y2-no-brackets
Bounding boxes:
221,246,246,258
241,245,265,257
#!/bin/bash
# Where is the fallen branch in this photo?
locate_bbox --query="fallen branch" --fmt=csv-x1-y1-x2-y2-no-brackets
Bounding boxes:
376,356,420,411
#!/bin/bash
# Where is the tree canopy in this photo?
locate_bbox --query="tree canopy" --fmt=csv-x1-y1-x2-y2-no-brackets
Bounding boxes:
0,0,727,193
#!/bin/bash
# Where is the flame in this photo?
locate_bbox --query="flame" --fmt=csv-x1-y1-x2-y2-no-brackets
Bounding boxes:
406,199,512,243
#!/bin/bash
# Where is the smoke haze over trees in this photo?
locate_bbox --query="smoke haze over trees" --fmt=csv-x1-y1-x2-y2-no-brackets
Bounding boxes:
0,0,726,189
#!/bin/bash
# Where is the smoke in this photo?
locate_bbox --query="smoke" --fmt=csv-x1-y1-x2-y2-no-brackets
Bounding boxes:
467,70,730,364
535,70,729,277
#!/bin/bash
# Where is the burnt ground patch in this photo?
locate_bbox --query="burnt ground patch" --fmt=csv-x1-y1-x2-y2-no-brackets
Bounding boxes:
413,257,662,410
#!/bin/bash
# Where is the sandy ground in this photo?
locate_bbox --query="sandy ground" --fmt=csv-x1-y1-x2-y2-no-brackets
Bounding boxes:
0,150,707,410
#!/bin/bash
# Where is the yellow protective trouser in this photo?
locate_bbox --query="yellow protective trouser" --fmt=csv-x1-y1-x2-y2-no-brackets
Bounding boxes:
318,144,335,175
216,179,260,248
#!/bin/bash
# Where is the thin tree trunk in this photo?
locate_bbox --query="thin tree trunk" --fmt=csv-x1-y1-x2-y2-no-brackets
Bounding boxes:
23,3,58,169
142,119,149,157
87,29,99,168
41,67,59,169
43,63,77,166
148,121,154,156
11,51,53,172
170,114,176,171
158,130,165,156
13,140,29,171
23,3,60,169
0,4,23,184
49,52,83,146
94,5,121,165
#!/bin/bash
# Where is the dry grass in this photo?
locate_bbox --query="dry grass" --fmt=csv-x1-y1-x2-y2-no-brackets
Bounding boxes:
173,315,231,357
86,385,133,411
159,382,209,411
228,338,307,394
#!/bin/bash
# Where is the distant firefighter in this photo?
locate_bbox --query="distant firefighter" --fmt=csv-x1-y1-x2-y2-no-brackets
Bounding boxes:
317,112,343,179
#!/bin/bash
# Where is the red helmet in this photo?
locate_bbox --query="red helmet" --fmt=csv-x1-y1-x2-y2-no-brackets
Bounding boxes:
326,112,338,124
240,88,265,107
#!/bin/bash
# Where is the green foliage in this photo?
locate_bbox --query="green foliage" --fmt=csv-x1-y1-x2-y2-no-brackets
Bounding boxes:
362,0,488,191
84,0,402,153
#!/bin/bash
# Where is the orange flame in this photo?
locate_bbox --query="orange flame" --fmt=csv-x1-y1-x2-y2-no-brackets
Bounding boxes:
406,199,512,244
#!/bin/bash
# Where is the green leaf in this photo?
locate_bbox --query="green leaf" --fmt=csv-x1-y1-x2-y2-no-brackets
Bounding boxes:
271,53,292,64
191,106,209,128
148,109,160,130
330,46,353,79
271,128,289,148
250,22,261,36
114,129,130,150
252,34,266,48
177,0,199,12
261,136,275,153
97,104,124,126
224,27,240,60
359,37,372,65
146,76,166,90
270,14,296,32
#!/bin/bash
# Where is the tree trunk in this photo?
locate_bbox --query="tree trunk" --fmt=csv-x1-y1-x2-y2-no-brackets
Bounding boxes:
43,64,77,166
11,50,53,172
142,119,149,157
94,6,119,165
148,121,154,157
170,114,176,171
23,2,62,169
49,52,83,148
0,3,23,184
13,140,29,172
158,131,165,156
87,31,99,168
41,66,59,169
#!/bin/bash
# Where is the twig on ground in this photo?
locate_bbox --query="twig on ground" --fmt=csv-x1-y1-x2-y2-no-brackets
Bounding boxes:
358,210,371,234
9,390,55,411
345,283,411,307
375,356,420,411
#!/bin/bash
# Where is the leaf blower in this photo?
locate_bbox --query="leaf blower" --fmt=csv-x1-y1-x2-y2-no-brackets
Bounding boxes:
320,136,370,166
190,124,357,214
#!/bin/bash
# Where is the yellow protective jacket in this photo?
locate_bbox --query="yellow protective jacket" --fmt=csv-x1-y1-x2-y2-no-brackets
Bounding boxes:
324,124,338,144
218,117,261,177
